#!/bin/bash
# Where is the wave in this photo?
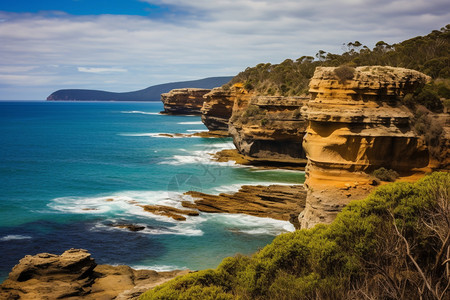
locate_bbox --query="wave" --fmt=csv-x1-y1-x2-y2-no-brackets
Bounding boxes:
121,111,160,115
209,214,295,235
91,219,204,237
0,235,32,241
159,143,237,166
118,133,200,139
159,152,236,166
130,264,188,272
186,129,208,133
48,190,184,215
177,121,203,125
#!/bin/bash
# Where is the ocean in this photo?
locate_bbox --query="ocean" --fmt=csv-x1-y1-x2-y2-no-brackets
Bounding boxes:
0,101,305,282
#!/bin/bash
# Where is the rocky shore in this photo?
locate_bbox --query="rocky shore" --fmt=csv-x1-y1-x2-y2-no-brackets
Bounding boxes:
0,249,189,300
183,184,306,229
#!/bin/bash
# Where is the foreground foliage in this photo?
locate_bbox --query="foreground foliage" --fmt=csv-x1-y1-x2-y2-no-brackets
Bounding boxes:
140,172,449,300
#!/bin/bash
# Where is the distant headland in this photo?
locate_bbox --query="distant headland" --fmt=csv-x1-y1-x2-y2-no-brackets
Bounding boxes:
46,76,233,101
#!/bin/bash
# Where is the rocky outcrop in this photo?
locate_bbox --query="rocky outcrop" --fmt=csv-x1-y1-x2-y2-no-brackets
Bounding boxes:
0,249,188,300
161,88,210,114
228,89,309,165
140,204,199,221
183,184,306,228
300,66,431,228
201,87,235,131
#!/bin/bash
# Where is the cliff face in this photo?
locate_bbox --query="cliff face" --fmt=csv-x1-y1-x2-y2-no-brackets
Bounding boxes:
161,88,211,114
300,66,431,228
228,89,309,165
201,87,235,131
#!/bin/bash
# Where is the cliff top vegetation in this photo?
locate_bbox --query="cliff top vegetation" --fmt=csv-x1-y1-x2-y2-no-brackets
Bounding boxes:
224,25,450,108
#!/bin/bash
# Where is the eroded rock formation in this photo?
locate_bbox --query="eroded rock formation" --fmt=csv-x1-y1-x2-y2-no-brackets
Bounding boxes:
0,249,188,300
201,87,235,131
183,184,306,228
161,88,210,114
228,90,309,165
300,66,431,228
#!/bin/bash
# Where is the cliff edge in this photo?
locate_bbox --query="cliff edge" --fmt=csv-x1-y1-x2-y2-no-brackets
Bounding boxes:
300,66,432,228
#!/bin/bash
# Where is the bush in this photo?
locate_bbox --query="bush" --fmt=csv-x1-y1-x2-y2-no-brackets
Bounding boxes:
334,65,355,83
140,172,450,300
372,167,399,182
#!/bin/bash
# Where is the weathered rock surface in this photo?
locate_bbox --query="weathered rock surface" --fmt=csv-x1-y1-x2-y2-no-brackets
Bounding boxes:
201,87,235,131
300,66,431,228
0,249,188,300
110,224,146,232
183,184,306,228
228,86,309,165
140,204,199,221
161,88,210,114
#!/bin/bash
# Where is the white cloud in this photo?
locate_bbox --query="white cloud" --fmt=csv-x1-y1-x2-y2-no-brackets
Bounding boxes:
0,0,449,99
77,67,128,73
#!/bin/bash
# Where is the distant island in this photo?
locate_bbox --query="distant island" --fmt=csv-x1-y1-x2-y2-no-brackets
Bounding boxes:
46,76,233,101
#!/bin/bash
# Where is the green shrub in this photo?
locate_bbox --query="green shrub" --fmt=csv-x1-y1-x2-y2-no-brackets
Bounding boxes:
245,105,262,117
333,65,355,83
140,172,450,300
372,167,399,182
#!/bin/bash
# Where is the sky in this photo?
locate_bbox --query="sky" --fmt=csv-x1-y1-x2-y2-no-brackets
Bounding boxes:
0,0,449,100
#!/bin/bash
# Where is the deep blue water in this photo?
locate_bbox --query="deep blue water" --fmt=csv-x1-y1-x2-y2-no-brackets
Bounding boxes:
0,101,304,282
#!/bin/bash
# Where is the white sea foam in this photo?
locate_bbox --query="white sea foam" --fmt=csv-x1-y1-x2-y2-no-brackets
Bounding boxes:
159,151,235,166
49,190,206,236
177,121,203,125
121,111,160,115
209,214,295,235
196,142,234,149
118,133,200,139
130,265,188,272
0,235,32,241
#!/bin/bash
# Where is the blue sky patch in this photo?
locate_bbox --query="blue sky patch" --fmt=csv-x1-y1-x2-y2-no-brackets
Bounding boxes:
0,0,173,17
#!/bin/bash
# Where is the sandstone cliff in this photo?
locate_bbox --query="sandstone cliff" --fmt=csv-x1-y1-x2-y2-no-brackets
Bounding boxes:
0,249,188,300
201,87,235,131
300,66,431,228
228,86,309,165
161,88,210,114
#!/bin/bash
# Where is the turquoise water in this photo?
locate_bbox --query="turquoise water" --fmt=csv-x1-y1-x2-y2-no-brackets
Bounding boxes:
0,101,304,281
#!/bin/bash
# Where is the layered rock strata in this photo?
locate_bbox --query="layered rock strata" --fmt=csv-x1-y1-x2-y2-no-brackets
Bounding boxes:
0,249,188,300
300,66,431,228
228,92,309,165
183,184,306,229
201,87,235,131
161,88,210,114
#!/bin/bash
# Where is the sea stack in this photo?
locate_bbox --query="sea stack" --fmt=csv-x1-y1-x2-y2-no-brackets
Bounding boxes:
300,66,431,228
